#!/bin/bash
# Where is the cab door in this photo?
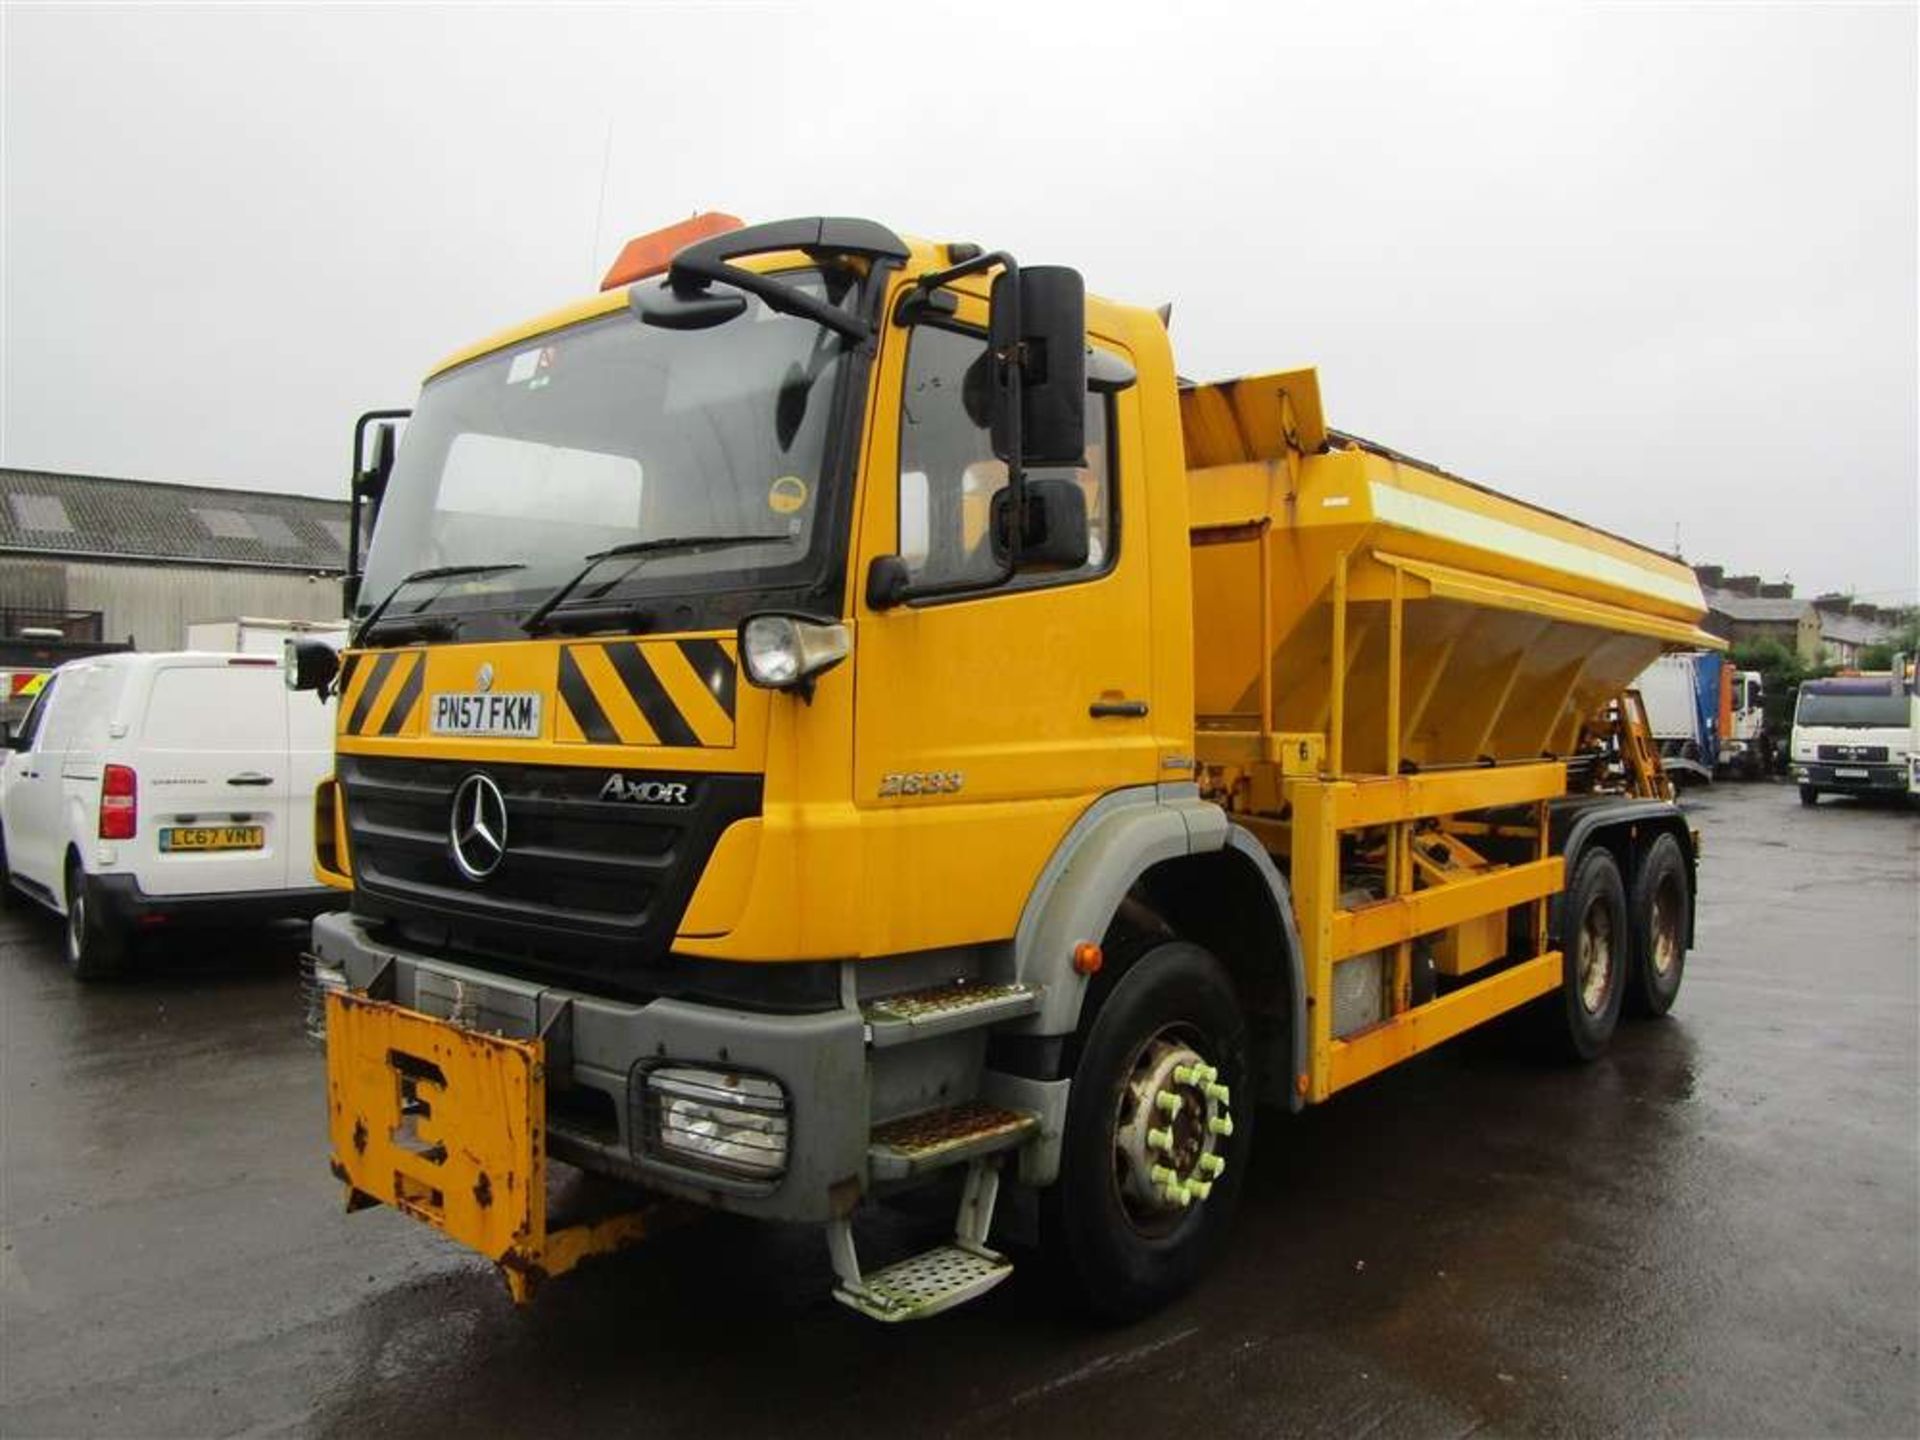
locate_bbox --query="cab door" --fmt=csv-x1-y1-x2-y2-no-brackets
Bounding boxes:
849,300,1160,956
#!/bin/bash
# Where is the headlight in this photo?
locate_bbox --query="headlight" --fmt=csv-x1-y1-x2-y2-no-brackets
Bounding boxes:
643,1066,789,1179
739,614,849,694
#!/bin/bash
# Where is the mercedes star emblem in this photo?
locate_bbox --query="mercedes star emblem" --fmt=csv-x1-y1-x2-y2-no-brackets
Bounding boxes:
449,772,508,880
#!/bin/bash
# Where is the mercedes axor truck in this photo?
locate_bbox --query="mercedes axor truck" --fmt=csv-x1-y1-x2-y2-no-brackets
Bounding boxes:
291,214,1713,1321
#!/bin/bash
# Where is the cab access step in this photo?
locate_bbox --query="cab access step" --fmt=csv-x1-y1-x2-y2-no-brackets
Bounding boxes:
830,1101,1037,1322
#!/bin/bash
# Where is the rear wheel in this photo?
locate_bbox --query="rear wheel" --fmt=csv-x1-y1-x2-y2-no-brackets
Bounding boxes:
1041,940,1252,1322
1799,785,1819,806
0,827,16,909
1552,849,1627,1061
1627,833,1688,1017
64,857,127,981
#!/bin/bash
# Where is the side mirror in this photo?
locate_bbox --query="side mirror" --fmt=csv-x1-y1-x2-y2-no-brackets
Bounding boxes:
3,728,24,752
987,266,1087,468
990,477,1089,573
285,637,341,695
357,422,397,511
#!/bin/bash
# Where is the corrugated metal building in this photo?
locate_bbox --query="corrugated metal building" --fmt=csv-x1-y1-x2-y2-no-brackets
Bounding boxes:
1,467,350,651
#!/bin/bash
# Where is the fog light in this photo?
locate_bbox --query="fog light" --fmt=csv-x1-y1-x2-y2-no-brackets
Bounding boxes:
645,1066,788,1179
300,954,346,1045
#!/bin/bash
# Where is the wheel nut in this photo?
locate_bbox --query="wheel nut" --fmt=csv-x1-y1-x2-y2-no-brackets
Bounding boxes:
1204,1082,1231,1104
1150,1164,1176,1186
1156,1091,1182,1116
1198,1152,1225,1178
1189,1180,1213,1201
1147,1126,1173,1152
1208,1115,1234,1137
1172,1064,1199,1085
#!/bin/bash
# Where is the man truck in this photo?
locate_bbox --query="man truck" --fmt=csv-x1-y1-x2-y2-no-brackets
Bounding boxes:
292,214,1713,1322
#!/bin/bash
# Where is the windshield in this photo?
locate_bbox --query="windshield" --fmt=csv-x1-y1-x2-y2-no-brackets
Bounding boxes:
360,266,861,634
1794,688,1911,728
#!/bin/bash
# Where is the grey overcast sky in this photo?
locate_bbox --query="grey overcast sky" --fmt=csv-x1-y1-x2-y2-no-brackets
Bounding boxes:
3,1,1915,601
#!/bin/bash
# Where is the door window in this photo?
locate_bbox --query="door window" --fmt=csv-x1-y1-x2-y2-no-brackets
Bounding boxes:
897,325,1112,591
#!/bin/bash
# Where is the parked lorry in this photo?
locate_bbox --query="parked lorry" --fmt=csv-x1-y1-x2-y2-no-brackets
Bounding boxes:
292,215,1715,1322
1631,652,1768,782
186,616,346,657
1791,662,1916,805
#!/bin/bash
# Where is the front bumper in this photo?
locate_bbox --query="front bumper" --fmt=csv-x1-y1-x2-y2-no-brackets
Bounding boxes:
311,910,868,1224
1793,762,1907,794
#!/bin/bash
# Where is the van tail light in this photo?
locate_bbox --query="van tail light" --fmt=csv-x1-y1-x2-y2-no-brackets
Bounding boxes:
100,763,138,840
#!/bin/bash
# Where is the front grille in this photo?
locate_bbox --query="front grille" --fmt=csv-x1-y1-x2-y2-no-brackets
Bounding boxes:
340,755,761,986
1818,743,1889,762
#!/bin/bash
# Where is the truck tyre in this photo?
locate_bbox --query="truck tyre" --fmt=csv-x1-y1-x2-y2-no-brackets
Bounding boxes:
1553,849,1627,1061
64,857,127,982
0,828,16,909
1040,940,1253,1322
1626,833,1688,1018
1798,785,1819,806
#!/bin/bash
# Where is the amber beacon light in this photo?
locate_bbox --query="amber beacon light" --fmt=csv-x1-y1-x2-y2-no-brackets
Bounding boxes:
599,212,745,290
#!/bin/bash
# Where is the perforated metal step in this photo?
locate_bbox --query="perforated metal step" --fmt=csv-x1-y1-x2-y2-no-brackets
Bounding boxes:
868,1102,1037,1181
861,981,1040,1047
832,1242,1013,1322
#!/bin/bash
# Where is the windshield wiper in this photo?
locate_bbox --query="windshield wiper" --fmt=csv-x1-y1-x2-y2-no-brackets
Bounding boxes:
354,562,528,645
521,535,790,636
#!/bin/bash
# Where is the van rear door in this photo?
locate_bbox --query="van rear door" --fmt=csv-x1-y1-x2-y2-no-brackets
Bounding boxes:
134,658,292,897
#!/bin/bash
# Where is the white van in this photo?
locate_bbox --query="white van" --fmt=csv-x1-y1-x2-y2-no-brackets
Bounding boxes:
0,652,336,978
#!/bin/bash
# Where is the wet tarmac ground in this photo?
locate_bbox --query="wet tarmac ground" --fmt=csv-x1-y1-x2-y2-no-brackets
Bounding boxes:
2,782,1915,1438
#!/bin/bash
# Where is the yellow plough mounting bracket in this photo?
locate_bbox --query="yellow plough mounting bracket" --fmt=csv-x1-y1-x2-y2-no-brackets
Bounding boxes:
325,990,679,1303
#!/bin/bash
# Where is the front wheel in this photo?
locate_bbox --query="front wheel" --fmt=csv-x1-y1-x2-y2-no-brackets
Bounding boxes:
1041,940,1253,1322
64,859,127,982
1799,785,1820,806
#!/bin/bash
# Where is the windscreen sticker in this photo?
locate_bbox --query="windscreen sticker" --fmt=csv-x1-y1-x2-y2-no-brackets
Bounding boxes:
506,345,557,388
768,474,809,515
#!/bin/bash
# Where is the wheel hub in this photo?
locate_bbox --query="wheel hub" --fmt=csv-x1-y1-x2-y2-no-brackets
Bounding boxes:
1651,880,1681,978
1115,1038,1233,1215
1578,899,1615,1013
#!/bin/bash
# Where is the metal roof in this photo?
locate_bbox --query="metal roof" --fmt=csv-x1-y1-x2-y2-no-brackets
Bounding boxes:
1816,609,1896,647
0,467,349,572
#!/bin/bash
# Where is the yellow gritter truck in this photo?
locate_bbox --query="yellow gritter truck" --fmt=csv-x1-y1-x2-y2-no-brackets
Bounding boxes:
292,214,1718,1321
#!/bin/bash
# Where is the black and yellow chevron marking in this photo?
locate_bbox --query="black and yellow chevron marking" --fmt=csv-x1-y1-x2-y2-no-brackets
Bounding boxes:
556,638,737,748
340,651,425,737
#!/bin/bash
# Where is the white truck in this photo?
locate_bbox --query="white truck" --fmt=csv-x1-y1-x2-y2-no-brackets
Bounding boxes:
1790,668,1916,806
185,617,346,657
1633,652,1768,782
